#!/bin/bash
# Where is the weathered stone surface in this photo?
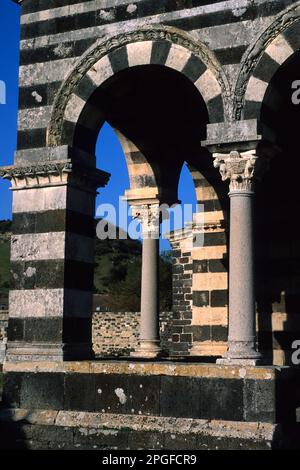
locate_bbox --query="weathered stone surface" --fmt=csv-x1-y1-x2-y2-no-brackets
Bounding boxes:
1,407,298,450
2,365,298,428
65,373,96,412
2,0,300,452
19,372,65,410
2,360,280,380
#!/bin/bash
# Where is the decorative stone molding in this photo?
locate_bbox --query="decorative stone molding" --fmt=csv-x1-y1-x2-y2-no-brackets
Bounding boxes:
166,224,193,248
234,1,300,119
0,161,71,188
131,204,160,238
213,150,266,192
201,220,227,232
167,218,227,252
47,25,230,146
0,160,110,192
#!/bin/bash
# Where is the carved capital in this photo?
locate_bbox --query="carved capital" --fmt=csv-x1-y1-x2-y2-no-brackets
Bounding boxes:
213,150,266,192
131,204,160,238
0,160,110,192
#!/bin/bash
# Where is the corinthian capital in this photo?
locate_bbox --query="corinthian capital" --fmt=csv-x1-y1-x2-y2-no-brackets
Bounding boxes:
131,203,160,238
213,150,264,192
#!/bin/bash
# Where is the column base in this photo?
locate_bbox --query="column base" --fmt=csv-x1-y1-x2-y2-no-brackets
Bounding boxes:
5,342,94,362
216,341,261,366
130,340,163,359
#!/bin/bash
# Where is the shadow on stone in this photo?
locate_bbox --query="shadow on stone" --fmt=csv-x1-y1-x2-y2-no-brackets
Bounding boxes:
0,406,29,449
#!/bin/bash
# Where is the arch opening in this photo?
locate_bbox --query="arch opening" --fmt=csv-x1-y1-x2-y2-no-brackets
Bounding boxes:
255,49,300,365
56,57,228,359
67,64,209,203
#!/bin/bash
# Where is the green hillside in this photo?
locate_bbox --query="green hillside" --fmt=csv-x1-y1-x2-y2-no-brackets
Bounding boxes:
0,220,172,311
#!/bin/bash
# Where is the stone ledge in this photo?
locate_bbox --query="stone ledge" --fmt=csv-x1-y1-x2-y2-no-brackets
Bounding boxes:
0,407,276,439
2,365,297,423
2,360,290,380
1,408,293,450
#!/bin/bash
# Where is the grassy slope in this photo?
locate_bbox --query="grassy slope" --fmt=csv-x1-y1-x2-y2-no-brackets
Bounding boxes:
0,235,139,296
0,222,143,298
0,221,172,310
94,252,116,293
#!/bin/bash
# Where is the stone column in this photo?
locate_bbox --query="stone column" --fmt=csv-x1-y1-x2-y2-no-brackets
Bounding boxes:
0,153,109,361
213,150,262,365
131,204,162,358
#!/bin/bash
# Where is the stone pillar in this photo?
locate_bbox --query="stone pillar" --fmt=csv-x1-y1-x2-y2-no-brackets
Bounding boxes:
0,152,109,361
130,204,162,358
213,150,262,365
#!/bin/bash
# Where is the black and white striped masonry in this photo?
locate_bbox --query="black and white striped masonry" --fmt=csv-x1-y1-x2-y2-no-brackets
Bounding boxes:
3,0,300,365
16,26,225,160
236,3,300,121
1,155,110,360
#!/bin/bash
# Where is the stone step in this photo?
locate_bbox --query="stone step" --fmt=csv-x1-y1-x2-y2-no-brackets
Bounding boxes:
0,408,299,450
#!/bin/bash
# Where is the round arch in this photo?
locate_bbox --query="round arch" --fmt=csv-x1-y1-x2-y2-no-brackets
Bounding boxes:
46,25,230,148
234,1,300,120
114,130,161,200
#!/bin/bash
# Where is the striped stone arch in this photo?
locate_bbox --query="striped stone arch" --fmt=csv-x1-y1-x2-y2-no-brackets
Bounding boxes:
114,130,160,199
47,25,230,148
187,164,228,223
234,1,300,120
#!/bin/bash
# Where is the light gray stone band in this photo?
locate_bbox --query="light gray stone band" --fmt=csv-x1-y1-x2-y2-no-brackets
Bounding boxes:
10,232,95,263
20,0,258,50
9,288,93,318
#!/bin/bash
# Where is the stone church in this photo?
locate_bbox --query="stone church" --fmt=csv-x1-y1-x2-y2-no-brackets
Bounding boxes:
0,0,300,450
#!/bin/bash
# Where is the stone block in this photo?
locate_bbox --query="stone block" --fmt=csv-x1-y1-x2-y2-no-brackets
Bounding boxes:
160,376,200,418
2,372,22,408
164,432,198,450
21,424,74,444
73,427,128,449
200,378,244,421
127,431,163,450
243,378,276,422
94,373,160,416
64,373,96,412
20,372,64,410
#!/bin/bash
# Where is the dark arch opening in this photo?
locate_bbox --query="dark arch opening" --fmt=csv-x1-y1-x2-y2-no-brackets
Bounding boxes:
70,64,209,202
65,63,229,358
256,50,300,365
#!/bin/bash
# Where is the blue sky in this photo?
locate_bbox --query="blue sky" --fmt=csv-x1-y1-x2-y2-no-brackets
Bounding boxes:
0,1,20,220
0,1,197,251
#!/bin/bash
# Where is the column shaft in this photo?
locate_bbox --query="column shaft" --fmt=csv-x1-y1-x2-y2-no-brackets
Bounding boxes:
140,237,160,348
213,150,262,365
130,203,162,358
225,191,260,361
